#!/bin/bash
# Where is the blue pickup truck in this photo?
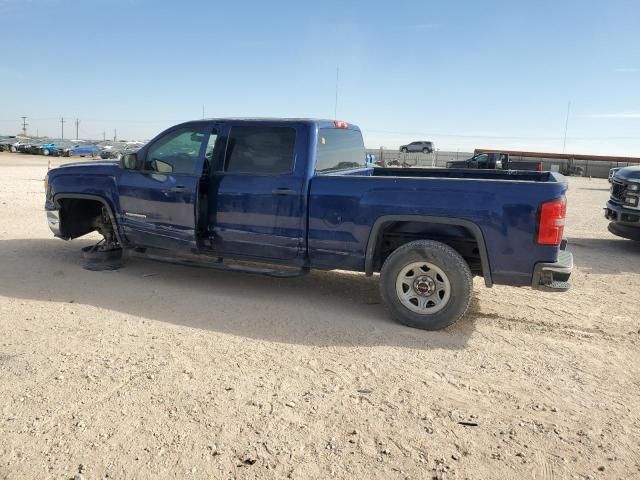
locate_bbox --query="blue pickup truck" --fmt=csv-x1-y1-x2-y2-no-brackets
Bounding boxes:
44,118,573,330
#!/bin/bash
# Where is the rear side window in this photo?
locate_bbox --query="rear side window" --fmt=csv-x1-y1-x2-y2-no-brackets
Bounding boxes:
316,128,365,173
224,126,296,175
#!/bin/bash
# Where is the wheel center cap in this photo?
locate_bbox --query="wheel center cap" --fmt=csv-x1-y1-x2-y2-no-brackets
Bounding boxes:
413,275,435,296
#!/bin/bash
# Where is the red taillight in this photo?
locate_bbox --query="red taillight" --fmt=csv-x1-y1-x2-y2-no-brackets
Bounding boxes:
537,162,543,171
334,120,349,129
537,197,566,245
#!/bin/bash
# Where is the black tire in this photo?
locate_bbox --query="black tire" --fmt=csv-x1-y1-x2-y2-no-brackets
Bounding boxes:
82,245,123,271
379,240,473,330
608,222,640,241
401,147,408,153
422,148,430,154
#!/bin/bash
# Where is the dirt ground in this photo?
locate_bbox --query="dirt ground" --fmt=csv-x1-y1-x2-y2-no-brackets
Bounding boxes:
0,153,638,480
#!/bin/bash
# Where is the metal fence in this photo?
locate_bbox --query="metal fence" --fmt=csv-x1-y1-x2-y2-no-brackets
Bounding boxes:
366,148,634,178
366,149,472,168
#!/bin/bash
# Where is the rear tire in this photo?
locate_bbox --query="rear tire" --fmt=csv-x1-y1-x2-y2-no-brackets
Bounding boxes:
380,240,473,330
401,147,408,153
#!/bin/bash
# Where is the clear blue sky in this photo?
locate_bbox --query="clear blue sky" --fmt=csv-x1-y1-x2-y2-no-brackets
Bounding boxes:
1,0,639,154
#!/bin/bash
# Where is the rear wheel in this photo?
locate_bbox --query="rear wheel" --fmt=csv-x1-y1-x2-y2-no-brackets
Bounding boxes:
422,148,430,154
380,240,473,330
401,147,408,153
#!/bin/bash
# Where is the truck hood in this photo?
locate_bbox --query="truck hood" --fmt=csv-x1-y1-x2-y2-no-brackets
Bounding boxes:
49,160,120,177
615,166,640,182
56,160,119,169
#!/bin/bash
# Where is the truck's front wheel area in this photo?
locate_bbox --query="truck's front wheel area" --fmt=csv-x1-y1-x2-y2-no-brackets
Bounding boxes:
380,240,473,330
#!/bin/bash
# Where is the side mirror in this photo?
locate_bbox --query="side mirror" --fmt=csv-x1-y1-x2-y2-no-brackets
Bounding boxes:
121,153,138,169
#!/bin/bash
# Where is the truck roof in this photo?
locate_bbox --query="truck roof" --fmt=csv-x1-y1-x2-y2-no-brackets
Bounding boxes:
179,118,361,131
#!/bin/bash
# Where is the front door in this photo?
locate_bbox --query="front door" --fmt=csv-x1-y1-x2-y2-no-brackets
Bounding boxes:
209,124,306,263
118,126,210,251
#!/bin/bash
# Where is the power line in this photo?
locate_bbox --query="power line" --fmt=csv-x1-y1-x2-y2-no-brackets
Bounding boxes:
562,101,571,153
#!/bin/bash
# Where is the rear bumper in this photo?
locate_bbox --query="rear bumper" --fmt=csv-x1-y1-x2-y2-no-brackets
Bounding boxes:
604,201,640,240
46,209,61,236
531,248,573,292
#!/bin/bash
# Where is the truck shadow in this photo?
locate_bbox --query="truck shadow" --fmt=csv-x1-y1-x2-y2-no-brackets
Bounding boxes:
568,236,640,274
0,239,477,350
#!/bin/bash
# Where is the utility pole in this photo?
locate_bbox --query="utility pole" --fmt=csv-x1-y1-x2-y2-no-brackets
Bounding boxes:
114,129,117,141
75,118,80,140
334,66,339,119
562,101,571,153
20,116,28,136
202,104,205,119
103,131,106,141
60,117,65,139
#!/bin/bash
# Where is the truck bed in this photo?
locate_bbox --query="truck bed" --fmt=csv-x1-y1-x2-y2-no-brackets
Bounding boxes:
360,167,559,182
308,167,568,286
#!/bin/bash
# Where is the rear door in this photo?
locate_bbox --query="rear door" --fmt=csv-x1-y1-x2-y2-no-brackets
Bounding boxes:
117,125,209,251
209,123,307,262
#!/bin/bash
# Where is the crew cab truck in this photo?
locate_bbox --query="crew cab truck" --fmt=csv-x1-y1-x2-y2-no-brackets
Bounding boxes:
605,166,640,240
44,118,573,330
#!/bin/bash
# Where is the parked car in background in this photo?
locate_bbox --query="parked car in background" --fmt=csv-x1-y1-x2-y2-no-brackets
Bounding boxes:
65,144,99,157
605,166,640,240
99,143,143,160
608,167,622,183
447,152,543,171
100,147,119,159
399,141,434,154
0,136,17,152
44,118,572,331
38,143,62,156
16,143,33,153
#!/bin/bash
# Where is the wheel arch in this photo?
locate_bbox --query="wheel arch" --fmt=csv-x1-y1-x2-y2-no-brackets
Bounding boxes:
364,215,493,287
53,193,124,245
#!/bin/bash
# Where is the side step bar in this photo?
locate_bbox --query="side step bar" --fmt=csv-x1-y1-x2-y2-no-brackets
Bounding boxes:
127,248,310,278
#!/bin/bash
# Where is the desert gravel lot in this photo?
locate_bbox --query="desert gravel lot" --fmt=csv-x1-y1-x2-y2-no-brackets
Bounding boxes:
0,153,639,480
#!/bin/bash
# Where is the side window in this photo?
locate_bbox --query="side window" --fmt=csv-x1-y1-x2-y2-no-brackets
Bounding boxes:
316,128,365,173
144,128,204,174
224,126,296,175
204,129,219,162
202,129,219,175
